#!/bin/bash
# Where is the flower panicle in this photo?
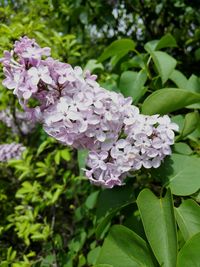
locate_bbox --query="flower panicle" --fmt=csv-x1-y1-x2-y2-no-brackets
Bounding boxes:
0,36,179,188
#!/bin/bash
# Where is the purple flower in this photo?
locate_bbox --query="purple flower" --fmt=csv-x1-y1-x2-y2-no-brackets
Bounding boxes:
0,143,26,162
28,65,52,85
87,151,108,170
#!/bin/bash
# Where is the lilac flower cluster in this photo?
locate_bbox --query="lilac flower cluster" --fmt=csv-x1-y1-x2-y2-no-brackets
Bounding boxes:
1,36,178,188
0,143,26,162
86,114,178,187
0,108,35,134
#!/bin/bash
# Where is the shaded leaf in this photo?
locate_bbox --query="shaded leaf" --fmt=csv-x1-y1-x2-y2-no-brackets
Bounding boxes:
96,184,135,219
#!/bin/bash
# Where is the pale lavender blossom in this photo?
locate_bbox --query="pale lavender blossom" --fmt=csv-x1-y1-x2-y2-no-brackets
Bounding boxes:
28,66,52,85
0,143,26,162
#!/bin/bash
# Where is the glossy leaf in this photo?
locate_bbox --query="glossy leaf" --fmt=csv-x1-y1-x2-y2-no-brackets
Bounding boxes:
96,225,157,267
142,88,200,115
151,51,177,84
180,111,199,138
151,154,200,195
98,39,135,62
119,69,147,102
173,142,193,155
175,199,200,241
156,33,177,50
185,75,200,108
186,74,200,93
144,40,159,53
169,69,188,88
137,189,177,267
177,233,200,267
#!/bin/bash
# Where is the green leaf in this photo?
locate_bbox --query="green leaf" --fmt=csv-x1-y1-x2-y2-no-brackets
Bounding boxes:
77,149,88,176
96,184,135,219
96,225,157,267
85,191,99,210
151,51,177,84
110,51,128,67
36,138,55,156
188,123,200,144
87,246,101,265
95,211,114,240
142,88,200,115
121,54,145,71
186,74,200,93
144,40,159,53
194,48,200,61
156,33,177,50
98,39,135,62
177,233,200,267
175,199,200,241
93,265,113,267
60,149,71,161
119,70,147,103
169,70,188,88
173,142,193,155
137,189,177,267
84,59,104,72
180,111,199,138
54,150,61,165
95,185,135,238
185,75,200,108
171,115,184,132
79,10,88,24
151,154,200,196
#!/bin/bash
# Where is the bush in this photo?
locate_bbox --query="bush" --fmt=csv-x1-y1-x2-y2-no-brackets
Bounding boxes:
0,1,200,266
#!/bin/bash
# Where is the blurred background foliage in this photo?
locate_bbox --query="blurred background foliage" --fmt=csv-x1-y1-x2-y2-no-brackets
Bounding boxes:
0,0,200,266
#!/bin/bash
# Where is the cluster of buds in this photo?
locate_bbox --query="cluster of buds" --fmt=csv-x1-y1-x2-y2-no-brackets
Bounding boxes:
0,143,26,162
0,37,178,187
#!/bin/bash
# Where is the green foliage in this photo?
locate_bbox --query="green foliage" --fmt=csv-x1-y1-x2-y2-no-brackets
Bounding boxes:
0,1,200,266
137,189,177,267
96,225,156,267
175,199,200,241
